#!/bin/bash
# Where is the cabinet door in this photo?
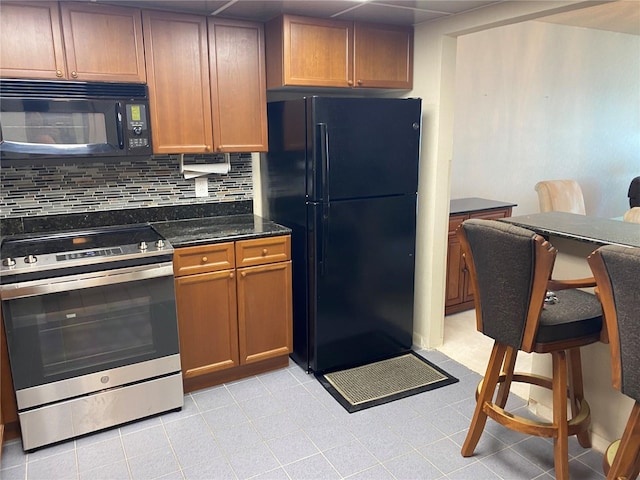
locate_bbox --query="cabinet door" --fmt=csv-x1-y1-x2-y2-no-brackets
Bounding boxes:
60,2,145,83
267,15,353,88
1,311,17,438
237,261,292,365
0,1,66,80
208,19,268,153
464,208,513,302
353,22,413,89
142,10,213,154
1,309,4,451
174,270,239,378
445,214,468,310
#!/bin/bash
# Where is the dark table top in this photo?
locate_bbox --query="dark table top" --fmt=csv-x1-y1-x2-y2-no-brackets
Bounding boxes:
152,214,291,248
501,212,640,248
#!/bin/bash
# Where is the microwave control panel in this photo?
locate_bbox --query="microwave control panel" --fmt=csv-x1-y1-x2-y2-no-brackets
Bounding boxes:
126,104,151,150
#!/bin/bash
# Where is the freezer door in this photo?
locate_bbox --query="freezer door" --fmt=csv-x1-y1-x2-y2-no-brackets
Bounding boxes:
309,97,421,202
308,194,416,373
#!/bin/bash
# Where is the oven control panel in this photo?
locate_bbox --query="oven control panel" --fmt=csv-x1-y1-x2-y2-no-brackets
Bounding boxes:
0,225,173,280
56,248,123,262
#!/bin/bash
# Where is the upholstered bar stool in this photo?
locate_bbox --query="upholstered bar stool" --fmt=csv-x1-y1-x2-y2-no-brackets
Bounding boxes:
588,245,640,480
535,179,586,214
458,219,603,480
623,207,640,224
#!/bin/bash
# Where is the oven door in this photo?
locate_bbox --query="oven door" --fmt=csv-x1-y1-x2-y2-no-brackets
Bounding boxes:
1,262,180,408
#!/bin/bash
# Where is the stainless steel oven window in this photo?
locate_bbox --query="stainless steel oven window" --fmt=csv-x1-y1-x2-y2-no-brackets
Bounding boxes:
2,265,179,391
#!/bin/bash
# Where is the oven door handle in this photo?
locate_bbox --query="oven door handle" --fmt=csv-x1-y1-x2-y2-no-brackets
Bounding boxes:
0,263,174,300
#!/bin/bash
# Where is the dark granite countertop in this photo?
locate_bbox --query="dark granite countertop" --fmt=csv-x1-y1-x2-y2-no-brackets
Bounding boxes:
151,214,291,248
501,212,640,248
0,201,254,236
0,202,291,251
450,197,517,215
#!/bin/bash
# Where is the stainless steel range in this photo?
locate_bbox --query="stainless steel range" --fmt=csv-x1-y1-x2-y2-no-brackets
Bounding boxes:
0,224,183,451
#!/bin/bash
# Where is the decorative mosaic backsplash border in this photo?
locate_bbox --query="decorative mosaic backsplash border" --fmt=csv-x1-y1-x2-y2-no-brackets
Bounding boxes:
0,153,253,220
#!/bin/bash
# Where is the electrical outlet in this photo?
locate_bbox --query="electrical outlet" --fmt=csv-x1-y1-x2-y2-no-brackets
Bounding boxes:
194,177,208,197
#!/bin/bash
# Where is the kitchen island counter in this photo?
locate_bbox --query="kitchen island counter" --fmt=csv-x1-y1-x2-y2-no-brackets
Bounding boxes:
500,211,640,248
152,214,290,248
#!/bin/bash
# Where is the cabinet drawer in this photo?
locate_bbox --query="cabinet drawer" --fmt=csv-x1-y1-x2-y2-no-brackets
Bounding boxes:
173,242,235,277
235,235,291,268
449,214,468,234
470,207,512,221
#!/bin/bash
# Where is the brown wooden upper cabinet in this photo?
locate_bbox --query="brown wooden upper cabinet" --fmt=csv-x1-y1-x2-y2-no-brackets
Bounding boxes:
265,14,413,90
0,1,145,82
142,10,213,155
209,19,268,153
143,10,268,154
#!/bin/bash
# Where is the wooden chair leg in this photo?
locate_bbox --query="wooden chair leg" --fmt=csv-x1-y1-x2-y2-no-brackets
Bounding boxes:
552,350,570,480
608,402,640,480
567,348,591,448
495,346,517,408
462,342,508,457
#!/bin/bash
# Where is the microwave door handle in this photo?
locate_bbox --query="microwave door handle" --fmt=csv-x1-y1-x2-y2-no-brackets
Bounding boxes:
115,102,125,149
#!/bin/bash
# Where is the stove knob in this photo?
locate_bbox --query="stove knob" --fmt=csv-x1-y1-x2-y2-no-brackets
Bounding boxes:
139,241,148,251
24,255,37,264
155,239,165,249
2,257,16,267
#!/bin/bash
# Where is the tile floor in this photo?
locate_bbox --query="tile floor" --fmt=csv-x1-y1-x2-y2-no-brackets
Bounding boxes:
0,342,605,480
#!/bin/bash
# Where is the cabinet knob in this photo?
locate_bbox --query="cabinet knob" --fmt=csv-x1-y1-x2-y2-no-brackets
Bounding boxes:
204,145,211,152
357,79,363,85
241,271,247,278
262,248,268,256
71,71,78,78
201,256,208,263
347,80,353,86
229,272,234,279
56,70,63,77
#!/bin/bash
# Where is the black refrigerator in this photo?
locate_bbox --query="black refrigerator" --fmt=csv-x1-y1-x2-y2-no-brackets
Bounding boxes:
261,97,421,374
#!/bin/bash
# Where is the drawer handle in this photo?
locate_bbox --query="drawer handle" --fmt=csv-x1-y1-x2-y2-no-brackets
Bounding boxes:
201,256,208,263
262,248,268,256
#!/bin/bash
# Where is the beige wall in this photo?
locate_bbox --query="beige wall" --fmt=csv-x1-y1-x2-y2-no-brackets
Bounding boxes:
452,21,640,218
408,1,607,348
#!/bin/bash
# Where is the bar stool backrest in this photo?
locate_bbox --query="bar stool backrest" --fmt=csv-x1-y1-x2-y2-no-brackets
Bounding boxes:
589,245,640,402
458,219,555,351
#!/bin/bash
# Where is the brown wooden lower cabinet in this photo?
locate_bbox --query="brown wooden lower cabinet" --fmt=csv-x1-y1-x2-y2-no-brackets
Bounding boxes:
0,312,19,445
445,207,513,315
173,235,292,393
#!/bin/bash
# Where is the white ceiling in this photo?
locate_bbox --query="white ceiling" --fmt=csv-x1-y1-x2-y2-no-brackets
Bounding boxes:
95,0,640,33
95,0,506,26
537,1,640,36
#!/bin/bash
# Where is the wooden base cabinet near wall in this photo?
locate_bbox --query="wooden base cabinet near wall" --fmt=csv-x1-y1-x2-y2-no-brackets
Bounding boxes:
445,200,515,316
173,235,292,392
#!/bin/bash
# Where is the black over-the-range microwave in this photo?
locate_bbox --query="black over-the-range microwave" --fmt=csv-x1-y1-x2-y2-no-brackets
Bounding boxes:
0,79,152,161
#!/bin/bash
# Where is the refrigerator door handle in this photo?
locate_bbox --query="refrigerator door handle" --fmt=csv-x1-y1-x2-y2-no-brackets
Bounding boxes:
316,123,329,203
320,203,329,277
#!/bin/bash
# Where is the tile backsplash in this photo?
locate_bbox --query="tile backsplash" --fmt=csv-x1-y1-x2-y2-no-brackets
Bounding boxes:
0,153,253,219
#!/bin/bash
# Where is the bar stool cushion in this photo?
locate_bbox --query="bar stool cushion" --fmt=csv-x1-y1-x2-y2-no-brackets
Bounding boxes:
537,290,603,344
